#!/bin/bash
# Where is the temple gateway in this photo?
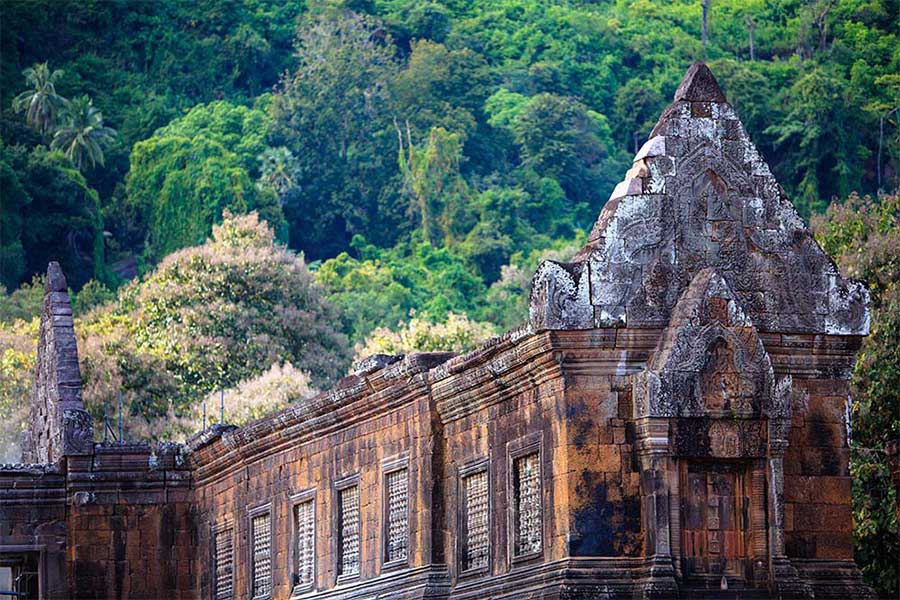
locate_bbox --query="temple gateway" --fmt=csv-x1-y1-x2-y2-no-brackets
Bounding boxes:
1,63,876,599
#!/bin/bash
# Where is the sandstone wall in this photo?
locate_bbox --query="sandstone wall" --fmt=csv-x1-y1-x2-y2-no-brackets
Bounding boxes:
65,444,195,599
190,355,450,600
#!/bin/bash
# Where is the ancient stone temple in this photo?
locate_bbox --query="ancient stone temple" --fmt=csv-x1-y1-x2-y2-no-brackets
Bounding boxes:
0,63,876,599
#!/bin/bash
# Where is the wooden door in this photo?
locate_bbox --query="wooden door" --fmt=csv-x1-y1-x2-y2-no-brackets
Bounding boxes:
680,461,749,581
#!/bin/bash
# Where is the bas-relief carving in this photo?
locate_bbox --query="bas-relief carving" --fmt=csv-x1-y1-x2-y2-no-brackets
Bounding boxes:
670,419,768,458
529,260,593,330
62,408,94,456
529,63,869,336
634,270,776,421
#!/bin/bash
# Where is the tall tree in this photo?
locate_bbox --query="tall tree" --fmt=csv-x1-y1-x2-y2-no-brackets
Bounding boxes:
511,93,613,207
745,15,755,60
397,125,469,247
766,66,867,218
701,0,711,55
268,11,400,258
50,95,117,171
1,145,106,289
125,101,285,260
11,62,67,140
0,141,29,288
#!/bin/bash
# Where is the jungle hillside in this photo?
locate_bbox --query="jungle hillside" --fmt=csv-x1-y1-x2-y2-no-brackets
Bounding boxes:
0,0,897,595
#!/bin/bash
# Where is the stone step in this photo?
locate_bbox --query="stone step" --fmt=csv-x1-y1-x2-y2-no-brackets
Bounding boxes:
680,587,771,600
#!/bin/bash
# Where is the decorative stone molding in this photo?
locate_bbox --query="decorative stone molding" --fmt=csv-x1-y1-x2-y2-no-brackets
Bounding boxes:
351,353,404,377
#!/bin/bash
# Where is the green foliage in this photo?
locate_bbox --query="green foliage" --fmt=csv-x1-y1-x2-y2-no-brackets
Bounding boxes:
0,276,44,324
356,312,497,359
0,318,37,462
257,146,301,199
392,39,492,143
812,193,900,598
316,236,487,343
154,99,270,174
4,0,897,289
0,143,105,289
398,126,469,246
125,101,285,260
118,211,350,393
71,279,115,317
511,93,614,207
268,11,401,257
485,88,530,130
51,95,117,171
11,62,66,139
0,140,29,288
63,211,352,441
458,182,574,284
766,65,869,218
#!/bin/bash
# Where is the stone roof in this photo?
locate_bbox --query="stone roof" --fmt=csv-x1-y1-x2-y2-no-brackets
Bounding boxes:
529,62,869,336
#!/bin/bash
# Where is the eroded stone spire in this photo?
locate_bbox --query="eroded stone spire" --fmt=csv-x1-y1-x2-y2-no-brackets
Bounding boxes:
22,262,93,464
530,62,869,335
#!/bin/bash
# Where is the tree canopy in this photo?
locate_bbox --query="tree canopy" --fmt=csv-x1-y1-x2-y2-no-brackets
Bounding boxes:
812,193,899,598
124,100,285,260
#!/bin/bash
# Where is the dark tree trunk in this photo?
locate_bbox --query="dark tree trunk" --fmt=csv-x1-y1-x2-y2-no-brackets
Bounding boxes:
701,0,710,55
746,16,755,61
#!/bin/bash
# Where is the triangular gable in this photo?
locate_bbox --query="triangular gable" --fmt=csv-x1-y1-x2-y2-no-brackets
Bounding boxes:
530,62,869,335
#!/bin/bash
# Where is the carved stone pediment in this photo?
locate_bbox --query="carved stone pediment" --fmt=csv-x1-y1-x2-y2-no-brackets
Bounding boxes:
529,62,869,335
634,269,776,419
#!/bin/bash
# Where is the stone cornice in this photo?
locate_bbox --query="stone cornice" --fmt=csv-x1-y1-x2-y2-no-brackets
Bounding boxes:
190,352,454,484
184,317,862,488
758,332,863,377
431,329,561,423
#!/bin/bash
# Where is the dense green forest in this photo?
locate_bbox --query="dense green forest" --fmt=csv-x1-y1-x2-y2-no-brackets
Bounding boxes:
0,0,897,594
2,0,897,295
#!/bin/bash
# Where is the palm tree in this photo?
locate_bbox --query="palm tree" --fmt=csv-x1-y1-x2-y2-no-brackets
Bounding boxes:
11,62,67,140
51,95,117,171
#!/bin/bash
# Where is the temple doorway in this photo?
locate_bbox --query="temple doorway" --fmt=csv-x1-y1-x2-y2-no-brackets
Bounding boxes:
680,460,751,584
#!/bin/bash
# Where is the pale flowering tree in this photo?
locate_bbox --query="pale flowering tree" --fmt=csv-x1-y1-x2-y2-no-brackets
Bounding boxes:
355,312,496,360
185,363,316,432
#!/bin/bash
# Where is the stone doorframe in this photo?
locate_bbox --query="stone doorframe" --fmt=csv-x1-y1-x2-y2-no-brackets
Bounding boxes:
632,374,803,594
674,455,765,583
